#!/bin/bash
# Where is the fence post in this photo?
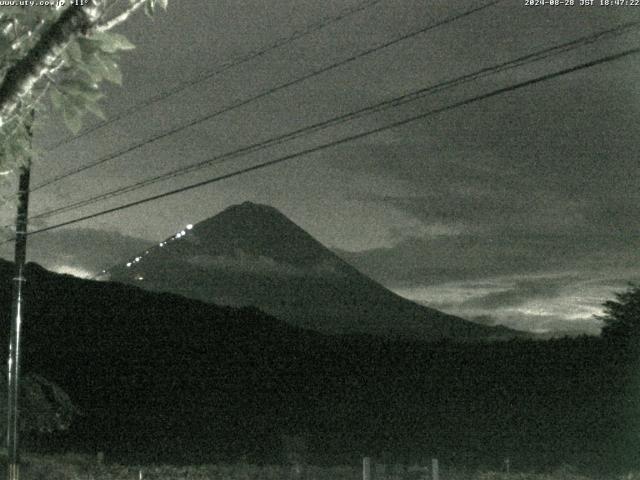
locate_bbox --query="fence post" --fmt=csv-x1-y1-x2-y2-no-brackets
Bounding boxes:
431,458,439,480
363,457,371,480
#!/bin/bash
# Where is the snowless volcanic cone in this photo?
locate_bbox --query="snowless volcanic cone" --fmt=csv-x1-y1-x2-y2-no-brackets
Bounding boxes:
104,201,519,341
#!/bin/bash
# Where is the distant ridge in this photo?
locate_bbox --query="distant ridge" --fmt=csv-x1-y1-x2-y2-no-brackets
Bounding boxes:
103,201,522,341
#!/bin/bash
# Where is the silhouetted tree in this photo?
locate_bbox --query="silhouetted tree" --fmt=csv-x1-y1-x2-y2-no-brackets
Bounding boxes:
599,284,640,342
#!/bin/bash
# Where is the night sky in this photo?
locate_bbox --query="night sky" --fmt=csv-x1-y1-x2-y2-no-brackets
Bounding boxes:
1,0,638,335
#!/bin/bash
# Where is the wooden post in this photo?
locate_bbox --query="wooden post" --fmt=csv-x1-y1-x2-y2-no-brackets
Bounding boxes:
505,458,510,474
431,458,439,480
363,457,371,480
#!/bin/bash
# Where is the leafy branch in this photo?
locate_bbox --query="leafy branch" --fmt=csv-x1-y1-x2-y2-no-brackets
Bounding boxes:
0,0,169,187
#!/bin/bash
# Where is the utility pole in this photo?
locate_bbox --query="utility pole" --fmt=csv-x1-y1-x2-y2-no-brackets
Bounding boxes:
6,161,30,480
6,124,32,480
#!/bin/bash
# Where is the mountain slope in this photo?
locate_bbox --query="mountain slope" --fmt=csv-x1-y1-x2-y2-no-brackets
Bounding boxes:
103,201,519,341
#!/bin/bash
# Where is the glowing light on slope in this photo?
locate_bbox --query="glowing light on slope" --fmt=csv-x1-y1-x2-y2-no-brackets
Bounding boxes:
186,224,193,230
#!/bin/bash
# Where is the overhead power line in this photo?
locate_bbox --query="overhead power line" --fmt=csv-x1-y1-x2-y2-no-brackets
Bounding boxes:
30,0,502,193
12,46,638,243
46,0,386,151
27,20,640,223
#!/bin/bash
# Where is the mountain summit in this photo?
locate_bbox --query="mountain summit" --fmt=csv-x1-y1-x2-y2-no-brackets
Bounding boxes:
183,201,337,267
103,202,517,341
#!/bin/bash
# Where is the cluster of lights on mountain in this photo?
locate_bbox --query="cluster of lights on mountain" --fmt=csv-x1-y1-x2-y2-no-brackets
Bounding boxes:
123,223,194,268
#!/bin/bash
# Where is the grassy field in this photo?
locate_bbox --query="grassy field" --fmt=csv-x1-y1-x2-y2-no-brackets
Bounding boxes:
5,454,640,480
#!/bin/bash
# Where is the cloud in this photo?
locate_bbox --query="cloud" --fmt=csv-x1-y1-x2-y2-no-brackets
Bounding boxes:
471,312,602,337
0,228,151,277
459,279,568,310
186,251,345,277
324,43,640,251
390,274,639,335
52,265,95,280
338,230,640,289
188,252,302,276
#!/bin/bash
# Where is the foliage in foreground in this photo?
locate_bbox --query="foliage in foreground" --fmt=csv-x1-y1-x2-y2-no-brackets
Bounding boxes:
0,0,169,203
0,370,79,436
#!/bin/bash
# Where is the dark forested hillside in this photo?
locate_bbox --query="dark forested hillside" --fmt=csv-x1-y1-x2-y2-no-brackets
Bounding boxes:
0,260,637,473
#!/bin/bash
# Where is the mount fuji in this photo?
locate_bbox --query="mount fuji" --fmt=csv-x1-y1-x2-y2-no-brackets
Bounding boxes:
102,202,519,341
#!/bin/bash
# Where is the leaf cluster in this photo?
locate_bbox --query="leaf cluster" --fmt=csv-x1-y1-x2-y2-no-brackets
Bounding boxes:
50,30,136,133
0,0,168,181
